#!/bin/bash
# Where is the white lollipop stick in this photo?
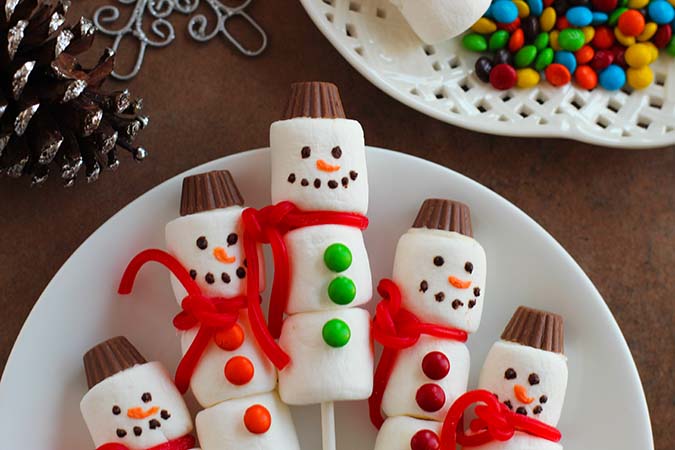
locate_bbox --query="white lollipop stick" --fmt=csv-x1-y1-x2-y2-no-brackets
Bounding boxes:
321,401,336,450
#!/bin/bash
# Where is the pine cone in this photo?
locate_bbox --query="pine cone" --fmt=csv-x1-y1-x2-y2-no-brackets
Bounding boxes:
1,0,149,187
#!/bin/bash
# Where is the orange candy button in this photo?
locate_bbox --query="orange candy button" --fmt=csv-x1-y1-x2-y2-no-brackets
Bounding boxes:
244,404,272,434
224,356,254,385
214,324,245,351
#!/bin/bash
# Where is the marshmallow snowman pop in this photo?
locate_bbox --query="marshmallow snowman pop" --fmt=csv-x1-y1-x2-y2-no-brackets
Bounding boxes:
440,306,567,450
390,0,491,44
241,82,374,450
80,336,198,450
370,198,487,450
119,171,300,450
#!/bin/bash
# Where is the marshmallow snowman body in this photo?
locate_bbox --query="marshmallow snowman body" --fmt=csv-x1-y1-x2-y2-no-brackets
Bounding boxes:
180,311,277,408
478,341,568,426
278,308,374,404
373,416,443,450
473,433,563,450
270,117,368,214
391,0,492,44
393,228,487,333
285,224,372,314
381,335,470,421
81,362,194,450
196,391,300,450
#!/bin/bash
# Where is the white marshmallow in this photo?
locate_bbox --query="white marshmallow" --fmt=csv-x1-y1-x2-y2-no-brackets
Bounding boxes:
478,341,568,427
391,0,492,44
196,391,300,450
285,224,372,314
81,362,193,449
393,228,487,333
373,416,443,450
278,308,373,404
382,335,470,421
180,311,277,408
165,207,264,303
472,432,563,450
270,118,368,214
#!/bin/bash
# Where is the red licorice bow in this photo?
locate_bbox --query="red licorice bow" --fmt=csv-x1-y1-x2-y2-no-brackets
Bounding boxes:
241,201,369,338
117,249,289,391
97,434,196,450
440,389,562,450
368,278,469,429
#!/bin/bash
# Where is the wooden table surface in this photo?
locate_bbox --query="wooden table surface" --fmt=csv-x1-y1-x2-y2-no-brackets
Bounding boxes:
1,1,673,447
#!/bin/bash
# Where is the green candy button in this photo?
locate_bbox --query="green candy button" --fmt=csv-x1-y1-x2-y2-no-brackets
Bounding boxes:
322,319,351,348
324,243,352,273
328,276,356,305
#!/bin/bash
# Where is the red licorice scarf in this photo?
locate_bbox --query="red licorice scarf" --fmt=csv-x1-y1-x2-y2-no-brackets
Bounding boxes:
368,279,469,429
440,389,562,450
96,434,196,450
241,201,369,338
118,249,288,392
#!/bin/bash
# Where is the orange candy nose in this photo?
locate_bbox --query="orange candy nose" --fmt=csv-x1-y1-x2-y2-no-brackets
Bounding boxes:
213,247,236,264
514,384,535,404
214,324,245,351
224,356,254,385
448,276,472,289
244,404,272,434
316,159,341,172
127,406,159,419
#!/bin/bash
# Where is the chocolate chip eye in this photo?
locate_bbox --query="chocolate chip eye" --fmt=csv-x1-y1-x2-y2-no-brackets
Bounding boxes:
433,256,444,266
112,405,121,415
196,236,208,250
504,368,517,380
528,373,540,385
141,392,152,403
301,146,311,159
331,146,342,159
465,261,473,273
539,395,548,404
227,233,238,246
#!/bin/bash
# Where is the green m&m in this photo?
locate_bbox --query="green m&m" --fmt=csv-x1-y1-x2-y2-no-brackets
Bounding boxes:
328,276,356,305
324,243,352,273
322,319,351,348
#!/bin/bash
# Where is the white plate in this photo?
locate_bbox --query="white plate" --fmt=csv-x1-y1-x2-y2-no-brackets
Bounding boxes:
300,0,675,148
0,148,652,449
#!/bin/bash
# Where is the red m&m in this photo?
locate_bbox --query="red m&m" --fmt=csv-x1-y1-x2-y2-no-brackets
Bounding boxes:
422,352,450,380
416,383,446,412
410,429,441,450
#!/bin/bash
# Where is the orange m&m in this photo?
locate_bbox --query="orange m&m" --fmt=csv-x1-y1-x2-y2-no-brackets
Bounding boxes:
224,356,254,385
244,404,272,434
214,323,245,351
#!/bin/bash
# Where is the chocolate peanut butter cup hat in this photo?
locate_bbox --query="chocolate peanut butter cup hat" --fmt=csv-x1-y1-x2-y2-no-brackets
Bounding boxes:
412,198,473,238
83,336,147,389
501,306,565,354
180,170,244,216
282,82,347,120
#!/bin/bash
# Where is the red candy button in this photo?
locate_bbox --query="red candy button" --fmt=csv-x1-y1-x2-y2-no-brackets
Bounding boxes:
224,356,254,385
489,64,517,90
416,383,446,412
244,404,272,434
410,429,440,450
421,352,450,381
591,49,615,70
654,25,673,49
592,26,615,49
214,323,245,351
591,0,618,12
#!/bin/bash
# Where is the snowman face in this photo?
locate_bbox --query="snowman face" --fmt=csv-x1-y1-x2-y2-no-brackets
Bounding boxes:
392,228,487,333
478,341,568,427
80,362,193,449
270,117,368,214
166,206,257,302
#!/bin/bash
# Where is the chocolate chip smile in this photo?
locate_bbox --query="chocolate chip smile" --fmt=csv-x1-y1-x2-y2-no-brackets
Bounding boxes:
288,173,354,189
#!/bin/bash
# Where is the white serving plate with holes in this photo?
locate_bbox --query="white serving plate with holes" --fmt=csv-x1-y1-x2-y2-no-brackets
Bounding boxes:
301,0,675,148
0,148,653,449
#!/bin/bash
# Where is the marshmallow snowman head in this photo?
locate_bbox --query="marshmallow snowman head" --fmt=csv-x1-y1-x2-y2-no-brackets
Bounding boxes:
393,199,487,333
479,307,568,427
80,337,193,449
270,82,368,214
166,170,261,302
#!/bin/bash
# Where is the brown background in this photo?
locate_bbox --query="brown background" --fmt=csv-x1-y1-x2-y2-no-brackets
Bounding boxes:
1,1,673,447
